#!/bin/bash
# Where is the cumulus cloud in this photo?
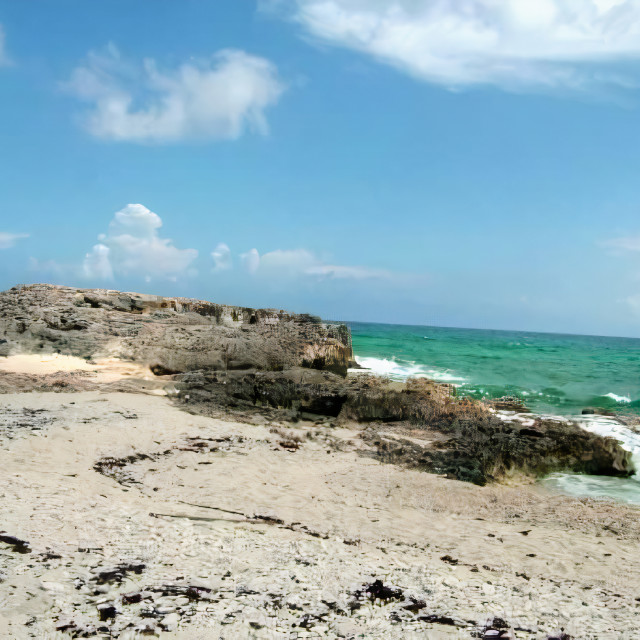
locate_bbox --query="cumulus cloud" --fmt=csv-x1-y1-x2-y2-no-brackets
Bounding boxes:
266,0,640,92
66,45,285,142
0,232,29,249
212,242,232,271
83,244,113,280
243,247,392,280
241,248,261,274
82,204,198,281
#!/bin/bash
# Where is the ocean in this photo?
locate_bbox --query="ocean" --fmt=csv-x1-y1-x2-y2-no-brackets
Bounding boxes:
348,321,640,504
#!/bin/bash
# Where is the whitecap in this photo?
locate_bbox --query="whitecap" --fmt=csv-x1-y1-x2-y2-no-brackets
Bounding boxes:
605,392,631,403
352,356,465,383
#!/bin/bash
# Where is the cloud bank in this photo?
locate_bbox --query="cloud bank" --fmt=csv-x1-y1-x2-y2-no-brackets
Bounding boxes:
66,46,285,142
83,204,198,281
268,0,640,92
0,232,28,249
228,246,392,280
247,247,392,280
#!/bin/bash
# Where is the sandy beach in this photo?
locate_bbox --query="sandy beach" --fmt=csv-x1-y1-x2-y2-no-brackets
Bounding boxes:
1,356,639,639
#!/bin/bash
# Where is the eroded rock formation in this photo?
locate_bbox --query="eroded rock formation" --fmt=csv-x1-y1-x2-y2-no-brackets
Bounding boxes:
174,370,635,484
0,283,633,485
0,284,352,376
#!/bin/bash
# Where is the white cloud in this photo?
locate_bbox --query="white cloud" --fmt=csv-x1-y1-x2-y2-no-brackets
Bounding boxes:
66,45,285,142
304,263,391,279
212,242,232,271
607,235,640,252
83,243,113,280
241,248,261,274
83,204,198,281
268,0,640,92
248,247,392,280
0,232,28,249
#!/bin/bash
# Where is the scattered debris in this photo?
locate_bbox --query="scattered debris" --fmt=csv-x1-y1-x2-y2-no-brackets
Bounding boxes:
0,533,31,554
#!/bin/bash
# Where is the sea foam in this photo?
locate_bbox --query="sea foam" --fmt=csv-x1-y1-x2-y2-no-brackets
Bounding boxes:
604,392,631,403
352,356,465,383
544,413,640,504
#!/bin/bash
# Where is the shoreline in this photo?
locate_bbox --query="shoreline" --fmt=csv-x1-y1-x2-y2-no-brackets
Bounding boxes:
351,355,640,505
1,382,640,638
1,285,639,637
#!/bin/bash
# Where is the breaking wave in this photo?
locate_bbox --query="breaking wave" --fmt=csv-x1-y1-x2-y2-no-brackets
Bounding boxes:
351,356,466,384
544,414,640,504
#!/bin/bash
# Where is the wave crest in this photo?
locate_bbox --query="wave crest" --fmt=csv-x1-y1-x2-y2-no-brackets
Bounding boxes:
352,356,465,383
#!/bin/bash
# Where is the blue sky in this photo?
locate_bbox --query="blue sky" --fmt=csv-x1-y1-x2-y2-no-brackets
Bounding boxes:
2,1,640,337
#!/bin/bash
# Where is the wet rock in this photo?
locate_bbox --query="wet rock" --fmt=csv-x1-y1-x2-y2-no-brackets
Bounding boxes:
180,370,634,484
490,397,530,412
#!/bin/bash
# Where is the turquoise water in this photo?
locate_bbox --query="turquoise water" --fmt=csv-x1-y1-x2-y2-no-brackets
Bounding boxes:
348,322,640,504
349,322,640,416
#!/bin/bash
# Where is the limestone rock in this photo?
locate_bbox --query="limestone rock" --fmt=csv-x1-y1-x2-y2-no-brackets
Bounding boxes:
0,284,353,376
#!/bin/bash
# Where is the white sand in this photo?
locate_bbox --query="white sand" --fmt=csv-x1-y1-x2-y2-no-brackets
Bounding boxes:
0,387,638,638
0,354,155,381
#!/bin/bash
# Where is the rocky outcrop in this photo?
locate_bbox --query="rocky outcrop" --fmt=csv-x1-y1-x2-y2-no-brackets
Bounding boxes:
0,284,353,376
1,284,633,485
174,370,635,484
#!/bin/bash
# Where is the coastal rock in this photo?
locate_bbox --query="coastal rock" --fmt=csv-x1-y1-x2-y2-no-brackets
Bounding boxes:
177,371,635,483
0,284,352,376
0,283,633,485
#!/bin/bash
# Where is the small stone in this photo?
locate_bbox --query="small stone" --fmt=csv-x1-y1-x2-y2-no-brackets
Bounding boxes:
160,612,180,631
155,605,176,614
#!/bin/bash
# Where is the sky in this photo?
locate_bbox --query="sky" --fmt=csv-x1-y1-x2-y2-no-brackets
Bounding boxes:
2,1,640,337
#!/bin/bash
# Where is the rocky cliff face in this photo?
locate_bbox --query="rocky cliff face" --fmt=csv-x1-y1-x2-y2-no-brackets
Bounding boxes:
0,284,353,376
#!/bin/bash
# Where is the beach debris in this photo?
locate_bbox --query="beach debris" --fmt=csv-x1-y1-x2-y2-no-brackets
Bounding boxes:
92,562,146,585
351,579,404,605
402,597,427,613
148,583,212,601
121,591,145,605
97,602,117,622
93,454,157,486
480,616,515,639
0,532,31,554
39,548,62,560
419,613,458,626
